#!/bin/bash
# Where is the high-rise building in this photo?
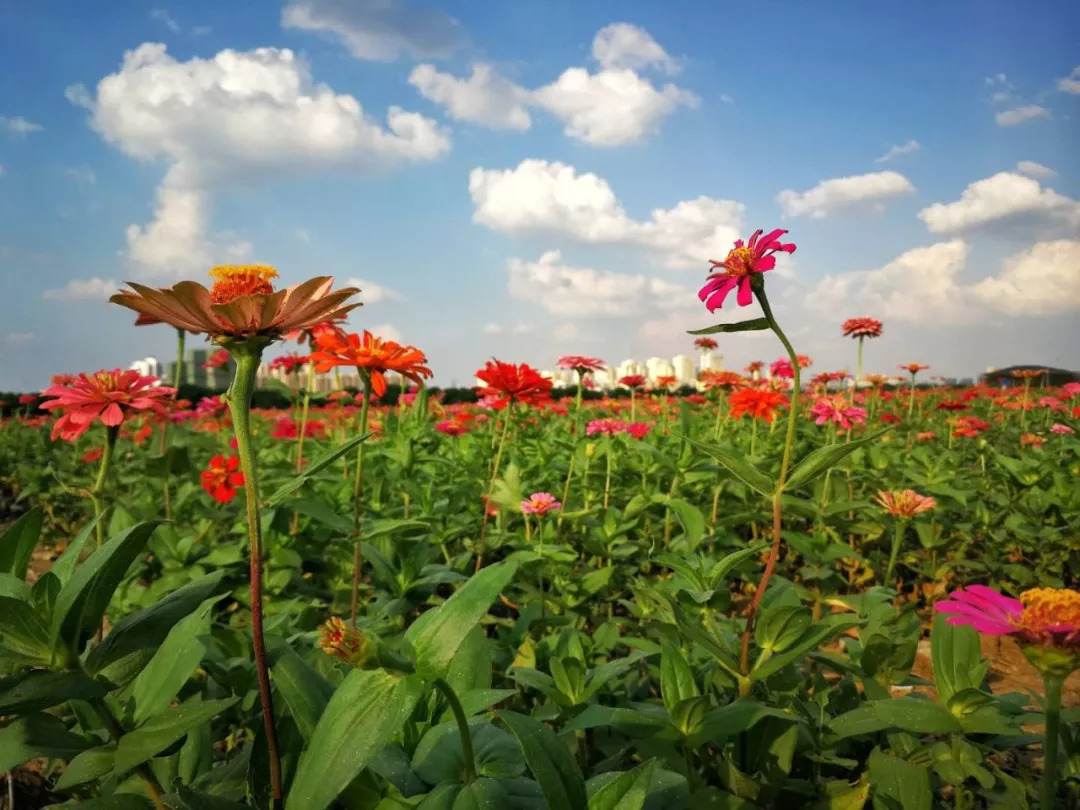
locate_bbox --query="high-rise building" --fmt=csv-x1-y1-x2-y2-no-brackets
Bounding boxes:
645,356,675,383
616,359,646,381
700,350,723,373
129,356,162,379
671,354,695,386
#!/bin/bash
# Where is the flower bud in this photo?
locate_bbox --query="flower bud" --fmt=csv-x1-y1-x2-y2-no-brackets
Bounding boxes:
319,617,372,668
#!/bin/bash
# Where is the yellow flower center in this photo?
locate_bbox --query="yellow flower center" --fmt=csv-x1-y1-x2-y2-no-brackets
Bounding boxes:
208,265,279,304
1017,588,1080,632
720,245,756,277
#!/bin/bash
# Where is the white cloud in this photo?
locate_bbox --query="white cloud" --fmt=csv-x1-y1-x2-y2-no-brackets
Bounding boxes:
553,323,580,342
995,104,1050,126
482,321,533,334
409,63,531,130
294,228,310,242
918,172,1080,235
66,165,97,185
806,238,1080,324
368,322,402,342
971,240,1080,315
193,25,212,36
281,0,465,61
346,278,404,304
1057,66,1080,94
469,159,743,269
42,277,121,301
1016,160,1055,179
591,23,679,74
5,332,34,345
150,8,180,32
533,67,697,146
0,116,43,136
0,165,4,178
78,42,450,277
777,171,914,218
65,84,92,108
874,139,920,163
719,93,734,104
507,250,692,318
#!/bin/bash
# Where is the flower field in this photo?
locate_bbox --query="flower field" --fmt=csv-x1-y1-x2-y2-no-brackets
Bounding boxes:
1,241,1079,810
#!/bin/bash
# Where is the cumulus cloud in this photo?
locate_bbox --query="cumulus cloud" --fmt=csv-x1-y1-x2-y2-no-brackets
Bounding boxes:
408,63,531,130
917,172,1080,236
1016,161,1056,180
553,323,580,342
42,277,121,301
0,116,43,136
469,159,742,269
367,322,402,342
76,42,450,277
995,104,1050,126
346,278,404,304
971,240,1080,315
874,140,920,163
591,23,679,74
777,171,914,218
1057,66,1080,94
806,239,1080,323
5,332,34,345
282,0,465,61
66,165,97,185
507,250,691,318
532,67,697,146
150,8,180,32
483,321,533,335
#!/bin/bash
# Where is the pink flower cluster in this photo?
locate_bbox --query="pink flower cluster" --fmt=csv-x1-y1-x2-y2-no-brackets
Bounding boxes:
585,419,652,439
809,396,867,430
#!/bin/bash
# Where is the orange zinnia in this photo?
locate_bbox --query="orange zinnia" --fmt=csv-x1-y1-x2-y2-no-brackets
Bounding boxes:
110,265,360,342
727,388,787,423
701,370,746,390
310,330,431,397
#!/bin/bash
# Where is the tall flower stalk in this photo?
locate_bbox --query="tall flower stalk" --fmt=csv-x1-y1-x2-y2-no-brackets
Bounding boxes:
88,426,119,547
350,375,372,626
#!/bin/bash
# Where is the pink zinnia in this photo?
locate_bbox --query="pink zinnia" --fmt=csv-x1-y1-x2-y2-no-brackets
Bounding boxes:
587,418,626,436
521,492,561,515
935,585,1025,636
936,586,1080,649
770,358,794,379
39,369,175,441
699,228,796,311
558,355,605,373
810,396,867,430
1062,382,1080,398
1050,423,1075,435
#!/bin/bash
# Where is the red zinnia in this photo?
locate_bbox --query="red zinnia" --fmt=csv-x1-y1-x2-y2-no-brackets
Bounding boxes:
842,318,883,339
557,355,605,374
200,454,244,503
701,370,745,390
900,363,930,375
311,330,432,397
202,349,231,369
619,375,647,390
727,388,787,423
699,228,796,311
269,353,308,374
694,337,718,351
39,369,175,442
475,360,553,409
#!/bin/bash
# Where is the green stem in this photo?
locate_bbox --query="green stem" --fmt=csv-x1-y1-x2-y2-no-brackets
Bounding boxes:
173,328,185,392
884,521,906,588
434,679,477,784
89,426,119,547
854,337,864,404
908,374,917,418
477,407,512,571
739,282,801,674
1021,380,1030,430
1041,674,1063,809
630,389,636,422
351,374,373,626
224,342,282,810
603,434,613,509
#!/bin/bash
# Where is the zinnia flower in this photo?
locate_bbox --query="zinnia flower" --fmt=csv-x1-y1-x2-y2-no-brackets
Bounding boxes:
900,363,930,375
694,337,718,351
727,388,787,423
842,317,883,339
202,349,231,369
18,394,37,405
624,422,652,439
435,419,468,436
311,330,431,397
936,400,968,411
475,360,552,409
701,370,745,391
587,418,626,436
1012,368,1048,380
744,361,764,376
619,375,647,389
953,416,990,438
268,353,308,374
655,375,677,389
81,447,104,464
318,617,371,667
200,454,244,503
1020,432,1046,447
916,431,937,441
1050,423,1075,435
810,396,867,430
699,228,796,311
521,492,561,515
39,369,175,441
873,489,936,519
557,355,605,374
110,265,360,342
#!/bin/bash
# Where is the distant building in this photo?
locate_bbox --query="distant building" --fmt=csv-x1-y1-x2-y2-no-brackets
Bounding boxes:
129,356,162,380
671,354,696,385
979,365,1079,386
700,350,723,373
645,356,675,383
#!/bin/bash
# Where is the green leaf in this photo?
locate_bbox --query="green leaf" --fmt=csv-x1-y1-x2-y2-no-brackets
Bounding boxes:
0,596,51,663
930,614,987,704
688,318,770,336
451,778,509,810
53,744,116,790
114,697,238,776
783,429,891,493
131,596,219,725
287,669,424,810
405,560,517,681
51,521,162,653
164,786,252,809
45,797,154,809
587,759,658,810
561,705,667,736
660,498,706,549
0,506,43,579
86,571,225,674
752,615,861,681
867,748,931,810
263,433,373,507
270,645,334,741
499,711,588,810
0,669,108,714
674,434,774,497
412,720,524,784
52,514,104,586
660,642,699,717
868,698,962,735
0,713,91,771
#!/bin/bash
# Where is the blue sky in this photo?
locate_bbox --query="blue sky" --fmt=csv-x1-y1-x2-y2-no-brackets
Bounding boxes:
1,0,1078,390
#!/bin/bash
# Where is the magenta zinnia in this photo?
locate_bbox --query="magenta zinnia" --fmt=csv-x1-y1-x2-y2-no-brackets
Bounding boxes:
521,492,561,515
810,395,867,430
936,587,1080,650
40,369,175,441
699,228,796,311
